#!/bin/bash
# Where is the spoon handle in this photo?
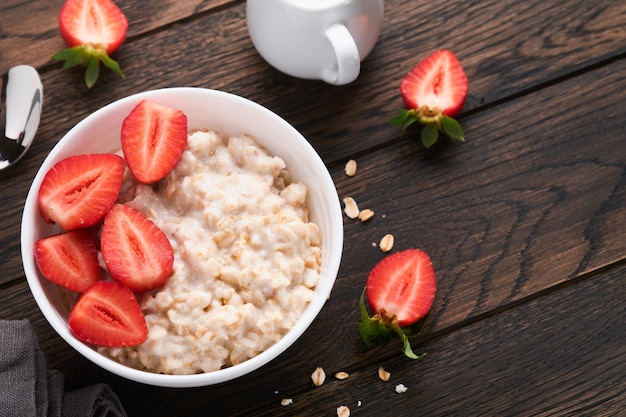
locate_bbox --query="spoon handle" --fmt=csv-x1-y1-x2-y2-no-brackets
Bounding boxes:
0,65,43,169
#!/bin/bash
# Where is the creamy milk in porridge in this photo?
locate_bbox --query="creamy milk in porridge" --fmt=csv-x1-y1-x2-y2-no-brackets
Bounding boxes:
98,130,322,375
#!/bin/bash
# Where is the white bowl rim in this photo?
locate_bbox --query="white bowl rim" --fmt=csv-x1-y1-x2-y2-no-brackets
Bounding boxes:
21,87,343,388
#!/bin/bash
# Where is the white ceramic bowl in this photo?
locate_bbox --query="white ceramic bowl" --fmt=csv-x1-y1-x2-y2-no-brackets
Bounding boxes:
21,87,343,388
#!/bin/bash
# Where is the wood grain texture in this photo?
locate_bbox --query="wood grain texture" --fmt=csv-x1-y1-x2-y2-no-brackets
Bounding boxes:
2,249,623,416
4,52,625,302
1,60,624,416
0,0,240,74
247,266,626,417
2,0,623,163
1,0,625,415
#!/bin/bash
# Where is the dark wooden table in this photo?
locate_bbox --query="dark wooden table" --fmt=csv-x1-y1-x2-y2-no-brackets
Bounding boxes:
2,1,625,415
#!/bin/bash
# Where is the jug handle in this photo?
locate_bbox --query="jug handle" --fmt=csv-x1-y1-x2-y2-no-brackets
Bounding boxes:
321,23,360,85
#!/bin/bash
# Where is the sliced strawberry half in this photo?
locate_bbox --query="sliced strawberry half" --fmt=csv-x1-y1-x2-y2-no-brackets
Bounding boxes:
366,249,436,326
390,50,469,148
101,204,174,293
400,50,468,118
357,249,436,359
35,229,100,293
38,153,125,230
52,0,128,88
69,280,148,347
121,100,188,184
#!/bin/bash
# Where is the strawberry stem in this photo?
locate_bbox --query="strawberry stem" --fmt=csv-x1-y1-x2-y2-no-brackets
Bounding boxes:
358,289,393,346
52,45,125,89
357,288,427,360
389,108,465,147
388,318,427,360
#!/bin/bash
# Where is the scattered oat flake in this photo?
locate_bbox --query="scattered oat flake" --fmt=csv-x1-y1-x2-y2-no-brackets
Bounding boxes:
281,398,293,406
378,366,391,382
334,371,349,380
379,233,394,252
337,405,350,417
358,208,374,222
343,197,360,219
311,366,326,387
395,384,408,394
345,159,357,176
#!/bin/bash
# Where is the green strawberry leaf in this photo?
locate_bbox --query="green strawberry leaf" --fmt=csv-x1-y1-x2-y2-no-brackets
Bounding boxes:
440,116,465,142
402,116,418,133
51,47,79,61
421,123,439,148
389,319,427,360
357,289,378,346
390,107,467,147
390,109,420,133
401,315,427,338
357,288,393,346
52,46,87,69
62,53,87,69
357,288,427,360
389,109,411,126
52,45,125,89
100,51,125,79
85,57,100,89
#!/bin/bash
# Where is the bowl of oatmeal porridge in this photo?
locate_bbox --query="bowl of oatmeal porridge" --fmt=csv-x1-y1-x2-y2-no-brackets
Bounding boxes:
21,88,343,387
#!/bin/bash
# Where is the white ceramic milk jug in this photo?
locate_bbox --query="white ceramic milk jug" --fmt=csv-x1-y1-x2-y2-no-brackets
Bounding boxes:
246,0,384,85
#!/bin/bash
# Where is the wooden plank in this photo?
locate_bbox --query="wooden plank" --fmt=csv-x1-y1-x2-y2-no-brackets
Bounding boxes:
0,0,239,73
248,264,626,417
330,59,626,330
1,1,624,415
2,0,623,160
2,0,625,105
5,48,625,296
2,250,623,416
1,58,624,415
248,0,626,160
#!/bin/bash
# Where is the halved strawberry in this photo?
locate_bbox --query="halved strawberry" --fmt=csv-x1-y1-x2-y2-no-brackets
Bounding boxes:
390,50,468,148
357,249,436,359
121,100,188,184
35,229,99,293
38,154,125,230
101,204,174,293
69,280,148,347
51,0,128,88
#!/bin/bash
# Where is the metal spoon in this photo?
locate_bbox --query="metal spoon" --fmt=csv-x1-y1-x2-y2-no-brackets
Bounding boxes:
0,65,43,171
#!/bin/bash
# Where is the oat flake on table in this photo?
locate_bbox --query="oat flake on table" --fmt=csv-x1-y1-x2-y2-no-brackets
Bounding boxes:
395,383,408,394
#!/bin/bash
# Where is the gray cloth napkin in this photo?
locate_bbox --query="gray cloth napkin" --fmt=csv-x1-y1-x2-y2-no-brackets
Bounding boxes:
0,319,128,417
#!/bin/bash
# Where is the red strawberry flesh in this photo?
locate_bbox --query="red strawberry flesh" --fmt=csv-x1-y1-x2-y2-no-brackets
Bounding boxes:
121,99,188,184
35,229,100,293
400,50,468,119
37,153,125,230
101,204,174,293
59,0,127,55
69,281,148,347
366,249,436,327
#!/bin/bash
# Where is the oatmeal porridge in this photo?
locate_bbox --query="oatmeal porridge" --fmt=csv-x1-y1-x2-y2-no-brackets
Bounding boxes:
98,130,322,375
